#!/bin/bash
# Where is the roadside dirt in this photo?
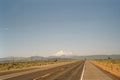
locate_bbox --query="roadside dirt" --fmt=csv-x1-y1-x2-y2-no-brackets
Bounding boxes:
91,61,120,78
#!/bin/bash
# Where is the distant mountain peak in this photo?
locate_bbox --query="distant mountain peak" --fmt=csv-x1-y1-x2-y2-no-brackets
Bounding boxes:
53,50,73,56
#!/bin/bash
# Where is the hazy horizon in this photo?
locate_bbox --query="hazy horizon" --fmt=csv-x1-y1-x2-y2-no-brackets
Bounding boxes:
0,0,120,57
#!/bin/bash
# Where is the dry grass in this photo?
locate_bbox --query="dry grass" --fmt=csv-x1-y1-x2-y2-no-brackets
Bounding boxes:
91,59,120,78
0,59,74,71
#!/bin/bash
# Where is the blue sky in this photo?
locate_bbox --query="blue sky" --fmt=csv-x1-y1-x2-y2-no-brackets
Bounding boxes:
0,0,120,57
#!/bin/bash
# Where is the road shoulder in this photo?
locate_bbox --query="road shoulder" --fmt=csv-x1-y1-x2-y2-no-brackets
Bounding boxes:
83,61,116,80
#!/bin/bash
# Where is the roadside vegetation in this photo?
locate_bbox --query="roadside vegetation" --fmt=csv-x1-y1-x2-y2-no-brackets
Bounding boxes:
0,59,74,71
91,59,120,78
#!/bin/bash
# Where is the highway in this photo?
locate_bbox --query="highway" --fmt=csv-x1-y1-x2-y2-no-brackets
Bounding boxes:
0,60,119,80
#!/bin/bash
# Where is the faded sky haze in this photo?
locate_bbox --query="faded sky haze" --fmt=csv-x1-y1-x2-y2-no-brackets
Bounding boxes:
0,0,120,57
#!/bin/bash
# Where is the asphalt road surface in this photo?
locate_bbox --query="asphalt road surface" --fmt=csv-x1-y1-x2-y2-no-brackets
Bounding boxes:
0,60,119,80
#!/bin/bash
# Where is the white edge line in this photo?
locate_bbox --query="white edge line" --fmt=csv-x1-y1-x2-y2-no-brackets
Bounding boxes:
80,61,85,80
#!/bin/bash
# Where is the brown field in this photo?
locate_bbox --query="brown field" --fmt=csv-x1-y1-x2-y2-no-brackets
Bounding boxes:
0,59,74,71
91,59,120,78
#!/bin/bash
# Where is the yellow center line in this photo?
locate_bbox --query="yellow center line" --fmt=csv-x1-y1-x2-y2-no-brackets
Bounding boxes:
33,68,65,80
33,72,53,80
41,73,52,78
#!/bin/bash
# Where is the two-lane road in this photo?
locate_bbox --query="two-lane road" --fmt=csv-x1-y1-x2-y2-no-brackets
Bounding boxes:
5,61,84,80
